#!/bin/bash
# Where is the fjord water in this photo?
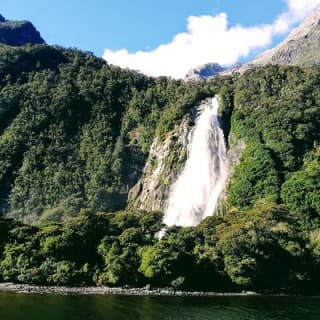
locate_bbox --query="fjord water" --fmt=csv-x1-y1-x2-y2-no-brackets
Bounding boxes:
1,293,320,320
164,97,229,227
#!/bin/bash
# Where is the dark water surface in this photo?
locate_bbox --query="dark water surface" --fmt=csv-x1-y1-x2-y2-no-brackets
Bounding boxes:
0,293,319,320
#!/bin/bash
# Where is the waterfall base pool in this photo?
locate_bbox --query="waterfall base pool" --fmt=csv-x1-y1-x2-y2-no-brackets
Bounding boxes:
0,293,319,320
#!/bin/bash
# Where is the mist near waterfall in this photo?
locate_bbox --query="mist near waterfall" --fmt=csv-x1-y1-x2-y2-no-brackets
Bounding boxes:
164,97,229,227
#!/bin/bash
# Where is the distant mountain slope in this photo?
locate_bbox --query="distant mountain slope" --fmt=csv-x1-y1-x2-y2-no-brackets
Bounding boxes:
190,9,320,79
185,63,225,81
0,14,45,46
249,8,320,67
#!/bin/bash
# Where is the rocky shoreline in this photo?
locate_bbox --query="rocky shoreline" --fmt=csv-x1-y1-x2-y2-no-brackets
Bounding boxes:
0,282,261,296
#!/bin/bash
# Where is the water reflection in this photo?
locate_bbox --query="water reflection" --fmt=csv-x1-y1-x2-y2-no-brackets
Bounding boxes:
0,293,319,320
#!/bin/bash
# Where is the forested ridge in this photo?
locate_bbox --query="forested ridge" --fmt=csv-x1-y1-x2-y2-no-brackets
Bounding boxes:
0,15,44,46
0,44,213,222
0,43,320,292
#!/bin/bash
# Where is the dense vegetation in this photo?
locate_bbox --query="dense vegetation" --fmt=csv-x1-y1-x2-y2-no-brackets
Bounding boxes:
0,44,214,222
225,66,320,226
0,202,320,292
0,43,320,292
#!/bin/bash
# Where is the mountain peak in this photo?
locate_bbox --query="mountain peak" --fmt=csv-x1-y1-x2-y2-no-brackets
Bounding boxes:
0,16,45,46
185,63,225,81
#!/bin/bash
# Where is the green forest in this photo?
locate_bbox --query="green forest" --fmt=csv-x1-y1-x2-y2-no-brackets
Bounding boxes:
0,44,320,292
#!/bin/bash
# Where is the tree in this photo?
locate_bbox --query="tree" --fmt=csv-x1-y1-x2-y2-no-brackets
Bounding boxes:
281,151,320,231
217,204,308,289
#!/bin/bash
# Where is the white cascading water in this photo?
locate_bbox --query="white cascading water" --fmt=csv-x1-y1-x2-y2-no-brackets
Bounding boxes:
164,96,229,227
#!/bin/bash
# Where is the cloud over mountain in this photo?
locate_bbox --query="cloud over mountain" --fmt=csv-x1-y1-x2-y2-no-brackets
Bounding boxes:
103,0,320,78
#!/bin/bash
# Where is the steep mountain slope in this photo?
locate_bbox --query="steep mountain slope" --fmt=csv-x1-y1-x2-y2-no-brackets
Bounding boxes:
226,8,320,76
0,42,319,227
0,44,214,223
132,65,320,216
249,8,320,67
1,58,320,291
0,11,319,233
0,15,320,293
0,14,45,46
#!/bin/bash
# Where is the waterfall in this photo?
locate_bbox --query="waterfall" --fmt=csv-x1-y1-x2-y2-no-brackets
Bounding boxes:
164,96,229,227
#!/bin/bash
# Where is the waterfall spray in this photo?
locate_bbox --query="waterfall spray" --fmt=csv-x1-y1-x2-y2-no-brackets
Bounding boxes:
164,96,229,227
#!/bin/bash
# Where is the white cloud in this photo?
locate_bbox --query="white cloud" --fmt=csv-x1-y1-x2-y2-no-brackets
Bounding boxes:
103,0,320,79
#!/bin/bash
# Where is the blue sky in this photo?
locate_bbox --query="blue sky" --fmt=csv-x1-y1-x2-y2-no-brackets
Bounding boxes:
2,0,320,77
2,0,286,54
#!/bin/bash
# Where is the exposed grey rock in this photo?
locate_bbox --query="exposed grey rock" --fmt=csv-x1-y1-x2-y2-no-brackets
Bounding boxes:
185,63,226,81
208,134,246,214
128,99,246,216
250,8,320,67
227,8,320,75
0,282,260,296
128,110,196,211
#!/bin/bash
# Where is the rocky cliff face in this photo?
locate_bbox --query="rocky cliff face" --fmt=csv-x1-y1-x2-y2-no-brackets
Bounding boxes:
128,114,194,212
185,63,225,81
128,99,246,214
0,15,45,46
